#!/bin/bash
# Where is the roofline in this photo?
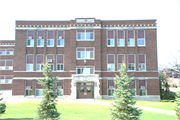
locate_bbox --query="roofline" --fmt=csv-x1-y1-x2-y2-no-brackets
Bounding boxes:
15,19,157,22
0,40,15,41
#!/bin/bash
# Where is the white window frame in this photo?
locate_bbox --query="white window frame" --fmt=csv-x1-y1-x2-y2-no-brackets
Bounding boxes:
137,30,145,46
117,30,125,47
27,39,34,47
117,54,125,71
107,80,115,96
107,30,115,47
26,55,33,71
57,31,65,47
139,80,147,96
46,54,54,71
37,39,44,47
56,54,64,71
35,89,43,96
76,66,95,75
56,80,64,96
76,30,94,41
107,54,115,71
47,39,54,47
76,47,94,60
127,54,136,71
127,30,135,47
36,54,44,71
0,60,13,70
138,54,146,71
0,49,14,55
0,76,13,84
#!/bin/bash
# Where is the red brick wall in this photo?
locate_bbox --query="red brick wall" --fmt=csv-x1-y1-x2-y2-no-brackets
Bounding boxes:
147,79,160,95
12,80,25,95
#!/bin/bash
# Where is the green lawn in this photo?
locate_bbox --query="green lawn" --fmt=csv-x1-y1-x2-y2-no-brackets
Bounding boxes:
0,100,176,120
96,99,175,111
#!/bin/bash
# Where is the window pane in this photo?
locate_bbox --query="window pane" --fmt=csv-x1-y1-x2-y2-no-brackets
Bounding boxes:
86,33,90,40
130,39,134,45
51,64,53,70
120,39,124,45
86,52,90,59
36,64,40,70
41,40,44,46
90,68,94,74
81,33,85,40
111,39,114,45
90,52,93,58
90,33,93,39
77,33,81,39
61,64,63,70
80,87,84,92
60,40,64,46
77,69,81,74
128,64,131,70
87,87,91,93
132,64,135,70
82,52,85,58
108,40,110,45
57,40,60,45
86,68,90,74
77,52,81,58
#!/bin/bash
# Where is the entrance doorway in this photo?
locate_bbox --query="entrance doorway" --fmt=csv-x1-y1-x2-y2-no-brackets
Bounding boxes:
77,82,94,99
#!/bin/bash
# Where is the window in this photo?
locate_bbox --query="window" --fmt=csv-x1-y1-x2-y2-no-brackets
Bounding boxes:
117,55,125,71
57,80,63,96
107,30,114,47
0,60,13,70
36,80,43,96
47,31,54,47
25,80,32,96
0,49,14,55
107,55,115,71
108,80,115,96
130,80,136,96
57,31,64,47
117,30,124,46
128,55,135,71
127,30,135,46
138,55,146,71
36,55,44,71
0,76,13,84
77,30,94,40
76,66,94,74
27,31,34,47
139,80,147,96
76,48,94,59
26,55,33,71
138,30,145,46
47,55,54,71
37,31,44,47
57,55,64,71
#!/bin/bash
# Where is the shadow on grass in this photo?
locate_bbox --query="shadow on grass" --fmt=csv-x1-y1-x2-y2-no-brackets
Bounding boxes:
1,118,33,120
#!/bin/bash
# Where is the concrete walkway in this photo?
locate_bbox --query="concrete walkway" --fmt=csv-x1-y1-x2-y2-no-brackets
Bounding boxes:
1,97,176,115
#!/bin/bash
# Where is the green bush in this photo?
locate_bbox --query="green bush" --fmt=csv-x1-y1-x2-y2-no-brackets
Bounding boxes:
161,91,176,100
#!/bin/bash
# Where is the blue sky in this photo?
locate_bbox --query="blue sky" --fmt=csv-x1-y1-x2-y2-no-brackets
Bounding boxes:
0,0,179,69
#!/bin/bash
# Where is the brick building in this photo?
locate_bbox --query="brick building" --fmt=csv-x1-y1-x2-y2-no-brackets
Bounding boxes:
0,18,160,101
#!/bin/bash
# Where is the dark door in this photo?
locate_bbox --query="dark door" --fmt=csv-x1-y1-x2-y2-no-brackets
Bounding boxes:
78,82,94,99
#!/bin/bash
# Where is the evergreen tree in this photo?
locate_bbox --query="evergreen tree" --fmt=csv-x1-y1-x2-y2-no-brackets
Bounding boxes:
0,88,6,116
174,84,180,120
35,62,60,120
110,63,142,120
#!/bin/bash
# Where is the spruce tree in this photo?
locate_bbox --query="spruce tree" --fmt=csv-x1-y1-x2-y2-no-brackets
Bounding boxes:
174,84,180,120
0,88,6,116
110,63,142,120
35,62,60,120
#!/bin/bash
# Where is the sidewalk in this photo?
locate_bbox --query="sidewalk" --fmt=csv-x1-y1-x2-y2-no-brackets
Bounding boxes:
2,97,176,115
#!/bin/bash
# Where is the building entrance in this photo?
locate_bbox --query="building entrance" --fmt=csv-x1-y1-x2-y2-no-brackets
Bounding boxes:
77,82,94,99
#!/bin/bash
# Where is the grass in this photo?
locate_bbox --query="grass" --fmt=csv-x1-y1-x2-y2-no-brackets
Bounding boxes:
96,99,175,111
0,100,176,120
